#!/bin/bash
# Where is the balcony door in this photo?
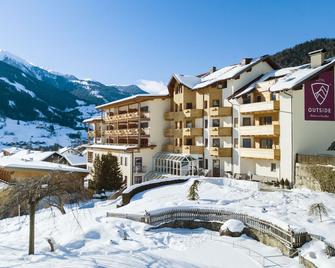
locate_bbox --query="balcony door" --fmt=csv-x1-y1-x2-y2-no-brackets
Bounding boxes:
212,159,220,177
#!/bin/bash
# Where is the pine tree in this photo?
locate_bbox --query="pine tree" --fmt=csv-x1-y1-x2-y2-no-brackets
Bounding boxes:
93,154,123,191
188,180,200,201
309,202,328,222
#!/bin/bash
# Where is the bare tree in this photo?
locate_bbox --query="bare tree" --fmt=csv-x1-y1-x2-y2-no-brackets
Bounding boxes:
309,202,328,222
0,172,87,255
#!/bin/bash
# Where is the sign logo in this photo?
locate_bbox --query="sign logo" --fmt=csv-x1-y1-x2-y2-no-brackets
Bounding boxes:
304,68,334,121
311,82,329,105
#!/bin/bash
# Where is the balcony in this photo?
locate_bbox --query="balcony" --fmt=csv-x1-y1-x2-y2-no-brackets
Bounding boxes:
183,128,203,136
164,128,174,137
164,112,175,121
163,144,174,152
184,109,203,118
240,100,279,114
210,127,232,136
239,148,280,160
210,147,232,157
239,124,280,136
183,145,204,154
209,107,232,117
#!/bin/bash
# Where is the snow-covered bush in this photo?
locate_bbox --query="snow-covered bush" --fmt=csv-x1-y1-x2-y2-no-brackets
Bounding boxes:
220,219,245,237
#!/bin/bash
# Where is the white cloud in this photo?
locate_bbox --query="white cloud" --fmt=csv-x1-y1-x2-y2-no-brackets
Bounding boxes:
137,79,168,95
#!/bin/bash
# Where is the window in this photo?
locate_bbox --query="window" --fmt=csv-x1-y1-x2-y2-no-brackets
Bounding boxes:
205,158,208,169
204,100,208,109
234,138,239,148
134,176,142,184
205,138,208,147
87,152,93,163
205,119,208,128
120,157,123,165
124,157,128,166
185,121,193,128
242,117,251,126
175,139,178,146
242,138,252,148
212,119,220,127
179,103,182,111
242,95,251,104
260,139,273,149
234,118,239,128
212,99,220,107
140,122,149,128
140,106,149,112
271,163,276,172
212,138,220,148
175,104,178,112
256,95,262,102
271,92,276,101
259,116,272,125
185,138,192,146
186,102,193,109
199,157,203,169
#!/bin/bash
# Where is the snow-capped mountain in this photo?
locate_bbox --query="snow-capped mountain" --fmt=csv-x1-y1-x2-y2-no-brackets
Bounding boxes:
0,50,147,148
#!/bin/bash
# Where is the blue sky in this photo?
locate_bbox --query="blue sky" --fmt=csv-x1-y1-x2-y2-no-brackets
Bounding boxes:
1,0,335,93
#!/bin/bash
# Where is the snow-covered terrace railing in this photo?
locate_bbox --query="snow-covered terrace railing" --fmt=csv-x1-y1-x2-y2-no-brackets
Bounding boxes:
145,207,308,249
120,177,190,206
108,206,309,251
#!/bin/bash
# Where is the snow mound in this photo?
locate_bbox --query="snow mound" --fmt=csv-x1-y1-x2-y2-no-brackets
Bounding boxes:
221,219,245,233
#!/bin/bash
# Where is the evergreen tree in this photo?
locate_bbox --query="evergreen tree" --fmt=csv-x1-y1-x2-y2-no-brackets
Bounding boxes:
188,180,200,201
93,154,123,191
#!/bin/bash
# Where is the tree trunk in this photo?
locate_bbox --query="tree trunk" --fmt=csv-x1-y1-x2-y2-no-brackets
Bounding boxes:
28,203,36,255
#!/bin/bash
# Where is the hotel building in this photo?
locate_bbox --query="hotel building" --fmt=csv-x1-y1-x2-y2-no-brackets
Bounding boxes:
230,49,335,183
161,56,278,177
84,94,170,186
85,49,335,187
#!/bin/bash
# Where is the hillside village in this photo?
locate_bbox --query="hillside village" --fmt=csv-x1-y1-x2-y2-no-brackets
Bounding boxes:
0,47,335,268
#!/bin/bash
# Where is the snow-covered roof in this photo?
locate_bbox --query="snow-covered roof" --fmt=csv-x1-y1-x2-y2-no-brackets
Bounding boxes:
88,144,139,151
1,147,23,155
269,57,335,92
0,157,88,173
231,57,335,98
83,116,102,123
7,150,57,162
170,56,276,90
95,94,169,110
61,153,87,166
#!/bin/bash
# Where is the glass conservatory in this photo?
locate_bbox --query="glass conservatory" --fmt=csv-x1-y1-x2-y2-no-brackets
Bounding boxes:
153,152,199,176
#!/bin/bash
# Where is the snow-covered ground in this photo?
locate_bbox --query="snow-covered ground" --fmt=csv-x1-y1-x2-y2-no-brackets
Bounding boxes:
0,177,334,267
0,118,87,149
0,200,299,268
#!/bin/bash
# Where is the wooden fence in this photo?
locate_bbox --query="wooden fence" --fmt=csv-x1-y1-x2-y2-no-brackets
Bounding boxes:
107,207,309,250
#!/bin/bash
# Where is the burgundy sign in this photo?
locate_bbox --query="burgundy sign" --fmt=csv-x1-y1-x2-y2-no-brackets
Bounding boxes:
304,67,335,121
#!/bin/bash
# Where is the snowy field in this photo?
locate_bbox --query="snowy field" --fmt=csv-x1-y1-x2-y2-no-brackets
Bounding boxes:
0,177,334,267
0,200,298,268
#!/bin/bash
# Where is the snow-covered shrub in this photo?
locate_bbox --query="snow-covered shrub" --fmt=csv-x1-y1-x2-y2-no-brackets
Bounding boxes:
219,219,245,237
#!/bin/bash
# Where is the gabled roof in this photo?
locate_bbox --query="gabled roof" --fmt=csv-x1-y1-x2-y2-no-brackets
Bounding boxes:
167,55,279,93
95,94,169,110
230,57,335,99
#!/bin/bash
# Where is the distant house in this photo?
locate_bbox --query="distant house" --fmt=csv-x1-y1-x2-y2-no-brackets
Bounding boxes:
0,157,88,182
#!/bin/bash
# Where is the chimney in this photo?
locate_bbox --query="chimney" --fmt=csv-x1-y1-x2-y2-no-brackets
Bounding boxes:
241,58,252,65
209,66,216,73
308,49,326,68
